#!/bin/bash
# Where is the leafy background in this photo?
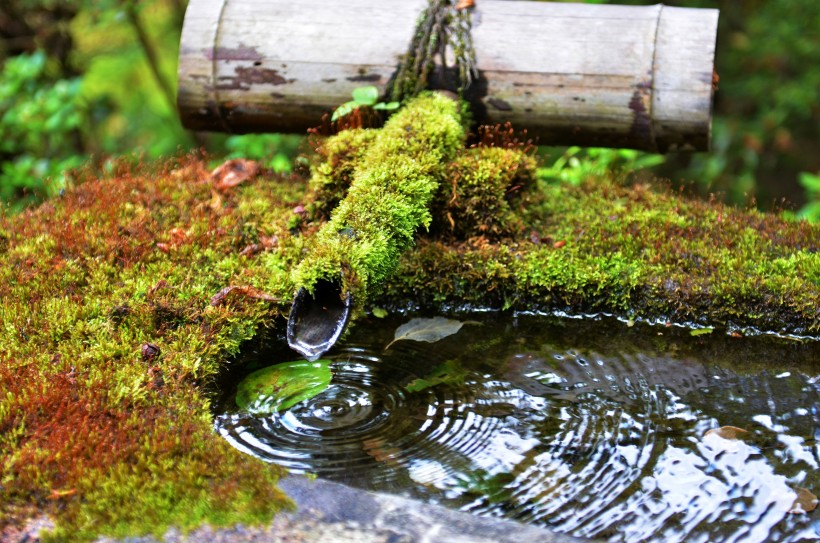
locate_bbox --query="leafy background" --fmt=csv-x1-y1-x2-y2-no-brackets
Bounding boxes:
1,0,818,219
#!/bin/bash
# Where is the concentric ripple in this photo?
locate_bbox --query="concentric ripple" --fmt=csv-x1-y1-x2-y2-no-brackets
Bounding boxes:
214,315,820,543
215,344,520,487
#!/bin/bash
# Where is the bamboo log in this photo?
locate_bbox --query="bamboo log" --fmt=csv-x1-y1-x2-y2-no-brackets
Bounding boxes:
177,0,718,152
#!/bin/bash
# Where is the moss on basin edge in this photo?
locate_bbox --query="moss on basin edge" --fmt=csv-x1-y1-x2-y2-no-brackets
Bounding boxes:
0,159,301,540
1,103,819,539
381,179,819,337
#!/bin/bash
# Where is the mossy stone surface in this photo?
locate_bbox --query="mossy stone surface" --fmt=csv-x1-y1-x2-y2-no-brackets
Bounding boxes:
0,159,300,540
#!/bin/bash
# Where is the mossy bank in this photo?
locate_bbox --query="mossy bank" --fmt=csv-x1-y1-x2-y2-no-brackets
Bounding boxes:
1,97,819,540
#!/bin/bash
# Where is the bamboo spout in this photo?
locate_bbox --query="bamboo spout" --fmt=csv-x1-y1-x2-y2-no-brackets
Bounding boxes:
287,278,352,361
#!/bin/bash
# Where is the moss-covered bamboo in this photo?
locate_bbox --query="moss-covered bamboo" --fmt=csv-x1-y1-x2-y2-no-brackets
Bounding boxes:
292,92,465,304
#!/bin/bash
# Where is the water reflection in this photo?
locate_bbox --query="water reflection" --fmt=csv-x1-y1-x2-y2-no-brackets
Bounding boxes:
214,315,820,543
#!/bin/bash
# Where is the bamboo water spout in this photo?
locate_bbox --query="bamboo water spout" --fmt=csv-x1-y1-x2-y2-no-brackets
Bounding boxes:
286,93,465,358
287,279,352,361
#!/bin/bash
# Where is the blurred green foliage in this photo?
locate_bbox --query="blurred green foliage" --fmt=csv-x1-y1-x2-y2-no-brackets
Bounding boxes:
1,0,818,221
0,0,301,212
223,133,303,174
0,50,86,209
537,147,665,186
796,172,820,222
660,0,819,211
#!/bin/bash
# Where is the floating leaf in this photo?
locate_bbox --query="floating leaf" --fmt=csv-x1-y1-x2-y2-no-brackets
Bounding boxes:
405,360,469,392
690,327,714,336
789,487,818,514
704,425,750,440
363,437,401,464
371,307,388,318
236,360,332,415
385,317,465,350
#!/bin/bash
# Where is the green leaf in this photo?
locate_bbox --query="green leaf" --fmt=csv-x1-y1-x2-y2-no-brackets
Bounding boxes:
351,85,379,106
331,101,357,122
373,101,400,111
235,359,332,415
385,317,464,350
798,171,820,193
371,307,388,318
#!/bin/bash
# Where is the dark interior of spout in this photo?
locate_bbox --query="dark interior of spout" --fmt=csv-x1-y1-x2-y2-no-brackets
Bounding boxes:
287,278,352,361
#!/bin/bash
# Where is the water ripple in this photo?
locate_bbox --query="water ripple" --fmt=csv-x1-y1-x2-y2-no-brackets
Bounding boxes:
214,315,820,543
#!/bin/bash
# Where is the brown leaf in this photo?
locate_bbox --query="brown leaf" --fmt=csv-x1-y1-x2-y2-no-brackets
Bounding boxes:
147,279,169,299
260,235,279,248
363,437,401,463
455,0,475,10
168,227,188,244
210,285,281,306
239,235,279,257
789,487,818,514
211,159,261,191
704,426,749,440
239,244,262,257
59,366,78,385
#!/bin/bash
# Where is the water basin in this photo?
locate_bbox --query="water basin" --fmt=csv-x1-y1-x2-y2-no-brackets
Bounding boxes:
214,314,820,542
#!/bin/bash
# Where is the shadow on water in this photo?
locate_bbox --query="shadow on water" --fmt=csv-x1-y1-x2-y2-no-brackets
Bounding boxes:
213,314,820,543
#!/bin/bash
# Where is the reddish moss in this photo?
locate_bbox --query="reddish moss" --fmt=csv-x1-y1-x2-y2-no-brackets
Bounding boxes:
430,146,536,240
0,155,301,539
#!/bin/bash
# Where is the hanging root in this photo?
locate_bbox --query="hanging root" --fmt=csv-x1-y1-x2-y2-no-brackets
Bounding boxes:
388,0,479,103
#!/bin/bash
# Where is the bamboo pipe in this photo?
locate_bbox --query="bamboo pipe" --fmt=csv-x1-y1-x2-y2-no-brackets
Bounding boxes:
177,0,718,152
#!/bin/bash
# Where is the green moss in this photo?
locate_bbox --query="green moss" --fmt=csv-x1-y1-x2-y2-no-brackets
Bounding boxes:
380,178,820,336
431,146,536,239
1,98,819,541
309,127,378,217
293,92,465,302
0,158,301,539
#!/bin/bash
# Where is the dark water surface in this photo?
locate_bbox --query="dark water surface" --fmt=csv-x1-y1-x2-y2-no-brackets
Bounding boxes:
214,314,820,542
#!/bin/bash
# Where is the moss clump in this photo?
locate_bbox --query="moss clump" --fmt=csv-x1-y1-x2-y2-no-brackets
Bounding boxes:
0,158,302,539
431,146,536,239
292,92,465,303
308,127,378,218
380,178,820,337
